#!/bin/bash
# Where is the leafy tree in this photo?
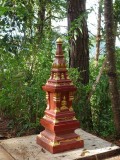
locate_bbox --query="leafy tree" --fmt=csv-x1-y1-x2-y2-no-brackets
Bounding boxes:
104,0,120,137
67,0,93,131
0,0,66,135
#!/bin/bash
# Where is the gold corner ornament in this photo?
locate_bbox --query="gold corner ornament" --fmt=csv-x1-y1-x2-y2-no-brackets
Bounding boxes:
56,37,63,44
50,141,60,147
53,119,59,124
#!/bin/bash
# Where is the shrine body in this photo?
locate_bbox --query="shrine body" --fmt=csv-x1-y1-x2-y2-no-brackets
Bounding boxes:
36,38,84,154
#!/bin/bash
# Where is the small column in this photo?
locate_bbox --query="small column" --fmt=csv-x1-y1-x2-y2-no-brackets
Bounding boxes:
36,38,84,153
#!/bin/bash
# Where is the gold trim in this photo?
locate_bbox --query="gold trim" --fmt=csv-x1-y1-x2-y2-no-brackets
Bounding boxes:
69,92,74,101
58,116,73,121
54,83,60,87
69,106,73,111
44,115,59,124
46,104,50,109
61,73,64,79
69,92,73,96
53,73,56,80
46,92,48,99
54,73,60,80
69,97,74,101
53,98,60,102
39,134,61,147
54,108,60,113
70,82,73,85
41,134,50,142
66,75,70,79
54,93,60,98
50,141,60,147
53,119,59,124
73,116,77,120
52,63,66,69
60,137,81,143
49,75,52,79
76,136,81,141
53,93,60,102
43,115,46,119
39,133,42,138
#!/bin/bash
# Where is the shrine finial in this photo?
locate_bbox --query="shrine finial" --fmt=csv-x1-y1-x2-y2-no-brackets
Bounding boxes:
56,37,63,44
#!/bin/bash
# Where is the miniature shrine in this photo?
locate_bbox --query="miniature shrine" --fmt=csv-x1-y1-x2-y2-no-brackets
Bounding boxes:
36,38,84,153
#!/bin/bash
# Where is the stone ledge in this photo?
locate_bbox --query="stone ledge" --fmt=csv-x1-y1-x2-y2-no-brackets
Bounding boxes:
0,145,14,160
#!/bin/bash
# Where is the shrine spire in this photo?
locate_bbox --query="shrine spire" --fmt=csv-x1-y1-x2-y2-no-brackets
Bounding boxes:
56,37,63,56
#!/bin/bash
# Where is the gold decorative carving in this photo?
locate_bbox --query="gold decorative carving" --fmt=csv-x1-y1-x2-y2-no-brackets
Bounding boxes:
54,108,60,113
39,133,42,137
46,92,49,99
73,117,77,120
76,136,81,141
56,73,60,80
43,115,47,119
69,92,74,101
61,96,68,110
53,119,59,124
54,93,60,98
54,83,60,87
53,72,60,80
69,106,73,111
61,73,64,79
46,104,50,110
69,92,73,96
52,63,66,69
53,73,56,79
70,82,73,85
50,141,60,147
49,74,52,79
53,93,60,102
66,75,70,79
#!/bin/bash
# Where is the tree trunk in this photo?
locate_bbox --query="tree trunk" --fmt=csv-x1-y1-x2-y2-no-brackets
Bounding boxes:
95,0,102,66
88,58,107,102
68,0,89,85
67,0,93,131
37,0,46,37
104,0,120,137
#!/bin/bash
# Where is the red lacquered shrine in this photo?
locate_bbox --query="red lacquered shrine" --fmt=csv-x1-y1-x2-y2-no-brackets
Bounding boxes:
36,38,84,153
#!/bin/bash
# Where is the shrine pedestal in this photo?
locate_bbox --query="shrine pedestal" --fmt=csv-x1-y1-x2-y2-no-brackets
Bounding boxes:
36,38,84,153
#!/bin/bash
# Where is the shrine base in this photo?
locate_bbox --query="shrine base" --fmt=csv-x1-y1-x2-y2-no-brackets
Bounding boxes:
36,132,84,154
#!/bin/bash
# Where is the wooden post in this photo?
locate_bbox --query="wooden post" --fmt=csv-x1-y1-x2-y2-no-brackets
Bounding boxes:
36,38,84,153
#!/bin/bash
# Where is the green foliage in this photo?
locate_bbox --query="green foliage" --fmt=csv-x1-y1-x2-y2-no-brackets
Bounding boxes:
68,68,92,130
0,0,67,136
114,0,120,22
0,0,120,139
68,56,117,137
90,58,115,137
0,39,52,135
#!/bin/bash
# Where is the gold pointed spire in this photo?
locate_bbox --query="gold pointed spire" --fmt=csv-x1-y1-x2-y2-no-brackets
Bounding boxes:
56,37,63,44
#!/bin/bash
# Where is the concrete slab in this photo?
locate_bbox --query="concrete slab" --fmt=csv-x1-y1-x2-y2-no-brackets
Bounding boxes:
105,156,120,160
0,145,14,160
0,129,120,160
